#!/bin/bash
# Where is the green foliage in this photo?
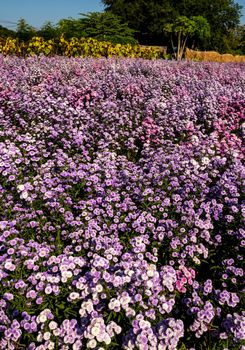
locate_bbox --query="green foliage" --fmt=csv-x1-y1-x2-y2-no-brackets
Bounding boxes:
0,25,15,38
56,12,137,45
163,16,210,60
56,18,82,39
37,21,58,40
16,18,36,42
102,0,242,51
103,0,176,44
77,12,137,44
175,0,242,52
192,16,211,40
222,25,245,54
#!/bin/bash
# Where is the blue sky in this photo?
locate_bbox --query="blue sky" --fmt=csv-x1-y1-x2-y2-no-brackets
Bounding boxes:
237,0,245,23
0,0,244,30
0,0,105,29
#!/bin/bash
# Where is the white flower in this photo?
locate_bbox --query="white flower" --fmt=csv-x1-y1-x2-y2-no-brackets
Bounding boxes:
79,308,86,317
4,261,15,271
96,332,106,342
87,339,97,349
127,270,134,277
53,329,61,336
114,325,122,334
47,342,55,350
45,286,52,295
193,256,201,265
59,265,67,272
191,159,199,168
95,284,103,293
91,326,101,336
108,300,115,310
38,314,47,323
37,333,43,342
147,264,156,277
191,135,199,143
126,307,136,317
75,281,84,290
201,157,210,165
39,249,47,257
17,184,25,191
103,333,111,345
62,270,72,278
120,295,131,306
69,292,80,300
166,328,174,337
21,191,29,199
147,270,155,277
146,280,153,288
109,298,120,310
162,302,170,311
91,317,104,326
43,308,52,314
72,344,81,350
141,273,148,281
85,301,94,313
139,320,151,329
49,321,58,330
43,332,51,340
159,102,167,108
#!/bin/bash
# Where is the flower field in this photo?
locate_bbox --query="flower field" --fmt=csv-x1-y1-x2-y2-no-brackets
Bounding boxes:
0,56,244,350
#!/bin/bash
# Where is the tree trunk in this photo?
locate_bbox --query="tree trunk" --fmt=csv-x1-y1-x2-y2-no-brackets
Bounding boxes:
180,35,188,60
170,34,177,60
177,32,181,60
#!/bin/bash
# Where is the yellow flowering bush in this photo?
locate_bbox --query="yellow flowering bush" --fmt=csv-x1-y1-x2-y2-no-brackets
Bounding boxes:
0,36,164,59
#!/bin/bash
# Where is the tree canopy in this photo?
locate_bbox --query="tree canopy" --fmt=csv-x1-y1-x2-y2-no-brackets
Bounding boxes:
102,0,176,44
164,16,210,60
56,12,136,44
102,0,242,51
16,18,36,41
78,12,136,44
0,25,15,38
37,21,58,40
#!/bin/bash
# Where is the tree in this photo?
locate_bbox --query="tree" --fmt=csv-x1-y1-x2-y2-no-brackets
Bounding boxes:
77,12,136,44
16,18,36,41
102,0,242,50
223,25,245,54
164,16,210,60
57,12,136,44
102,0,176,44
0,25,15,38
171,0,242,52
56,18,82,39
38,21,58,40
189,16,212,50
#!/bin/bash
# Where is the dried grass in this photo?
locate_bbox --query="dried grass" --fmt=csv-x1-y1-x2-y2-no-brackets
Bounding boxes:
185,48,245,63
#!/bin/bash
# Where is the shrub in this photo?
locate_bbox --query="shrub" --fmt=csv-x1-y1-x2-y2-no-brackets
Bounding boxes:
0,36,164,59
